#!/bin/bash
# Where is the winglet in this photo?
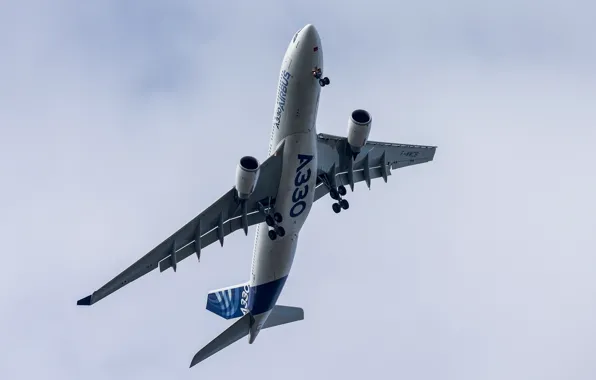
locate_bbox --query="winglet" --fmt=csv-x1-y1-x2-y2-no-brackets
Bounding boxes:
77,295,93,306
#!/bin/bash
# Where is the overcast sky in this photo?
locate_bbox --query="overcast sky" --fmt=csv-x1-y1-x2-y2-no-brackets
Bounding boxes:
1,0,595,379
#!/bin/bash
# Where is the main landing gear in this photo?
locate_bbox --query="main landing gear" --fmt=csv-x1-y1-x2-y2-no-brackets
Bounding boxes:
330,185,349,214
257,199,285,241
312,66,330,87
266,211,285,240
319,173,350,214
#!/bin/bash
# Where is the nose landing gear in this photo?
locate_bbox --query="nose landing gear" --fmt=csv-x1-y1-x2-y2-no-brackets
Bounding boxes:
312,66,330,87
318,77,330,87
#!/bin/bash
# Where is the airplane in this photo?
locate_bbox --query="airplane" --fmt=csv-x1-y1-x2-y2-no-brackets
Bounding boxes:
76,24,437,368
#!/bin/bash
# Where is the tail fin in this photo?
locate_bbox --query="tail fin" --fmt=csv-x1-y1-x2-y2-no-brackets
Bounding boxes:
206,282,250,319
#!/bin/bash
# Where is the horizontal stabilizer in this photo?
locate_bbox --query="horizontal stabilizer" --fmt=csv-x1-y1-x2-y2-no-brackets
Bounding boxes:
190,312,253,368
262,305,304,330
77,295,92,306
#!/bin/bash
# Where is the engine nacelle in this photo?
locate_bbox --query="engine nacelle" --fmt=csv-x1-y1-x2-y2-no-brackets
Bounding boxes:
235,156,260,200
347,109,372,153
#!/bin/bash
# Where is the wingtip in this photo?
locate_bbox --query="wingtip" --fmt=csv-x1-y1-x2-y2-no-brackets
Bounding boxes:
77,295,93,306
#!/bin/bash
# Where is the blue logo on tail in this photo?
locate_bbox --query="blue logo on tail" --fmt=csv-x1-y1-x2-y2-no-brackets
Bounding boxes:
206,283,250,319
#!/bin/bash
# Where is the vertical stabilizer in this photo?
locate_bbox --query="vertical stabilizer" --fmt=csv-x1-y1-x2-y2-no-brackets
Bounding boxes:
206,282,250,319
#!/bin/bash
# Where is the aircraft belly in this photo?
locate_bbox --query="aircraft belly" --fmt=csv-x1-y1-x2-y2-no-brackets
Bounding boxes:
247,131,317,316
248,24,321,322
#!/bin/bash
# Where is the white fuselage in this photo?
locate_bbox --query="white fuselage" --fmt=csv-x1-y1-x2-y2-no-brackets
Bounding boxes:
246,24,323,342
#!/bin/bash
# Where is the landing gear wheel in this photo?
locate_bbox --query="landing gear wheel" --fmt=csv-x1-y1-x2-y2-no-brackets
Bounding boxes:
274,212,283,223
332,203,341,214
340,199,350,210
265,215,275,227
319,78,326,87
323,77,330,85
276,226,286,237
330,188,340,200
338,185,347,196
268,229,277,240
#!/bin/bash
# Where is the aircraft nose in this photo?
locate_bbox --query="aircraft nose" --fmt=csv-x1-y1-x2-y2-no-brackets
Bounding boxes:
300,24,319,44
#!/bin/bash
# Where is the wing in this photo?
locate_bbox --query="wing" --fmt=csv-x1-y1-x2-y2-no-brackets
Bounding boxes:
77,144,286,306
314,133,436,201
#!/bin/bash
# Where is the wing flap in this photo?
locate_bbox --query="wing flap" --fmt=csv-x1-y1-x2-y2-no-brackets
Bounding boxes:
158,209,266,272
314,133,436,201
314,163,391,201
317,133,436,174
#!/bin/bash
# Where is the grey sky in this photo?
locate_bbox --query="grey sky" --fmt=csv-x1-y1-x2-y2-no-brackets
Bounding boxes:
1,0,595,379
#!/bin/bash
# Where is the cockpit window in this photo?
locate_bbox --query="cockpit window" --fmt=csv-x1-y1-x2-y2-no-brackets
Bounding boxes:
292,28,302,43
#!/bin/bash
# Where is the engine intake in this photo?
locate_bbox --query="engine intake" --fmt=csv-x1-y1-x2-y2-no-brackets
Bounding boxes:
347,109,372,153
235,156,260,200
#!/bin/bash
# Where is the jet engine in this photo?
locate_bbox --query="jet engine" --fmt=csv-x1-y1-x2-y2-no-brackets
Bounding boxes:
347,109,372,154
235,156,260,200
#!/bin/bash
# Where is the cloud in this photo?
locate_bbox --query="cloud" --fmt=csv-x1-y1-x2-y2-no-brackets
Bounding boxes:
1,0,595,379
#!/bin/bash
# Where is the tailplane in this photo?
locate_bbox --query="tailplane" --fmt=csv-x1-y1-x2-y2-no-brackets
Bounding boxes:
262,305,304,329
189,305,304,368
190,312,253,367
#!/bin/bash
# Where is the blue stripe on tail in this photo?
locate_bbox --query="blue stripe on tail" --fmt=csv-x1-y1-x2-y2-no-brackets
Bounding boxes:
249,276,288,315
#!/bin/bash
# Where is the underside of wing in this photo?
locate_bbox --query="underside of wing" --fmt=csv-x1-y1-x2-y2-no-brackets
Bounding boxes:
314,132,436,201
77,143,286,306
